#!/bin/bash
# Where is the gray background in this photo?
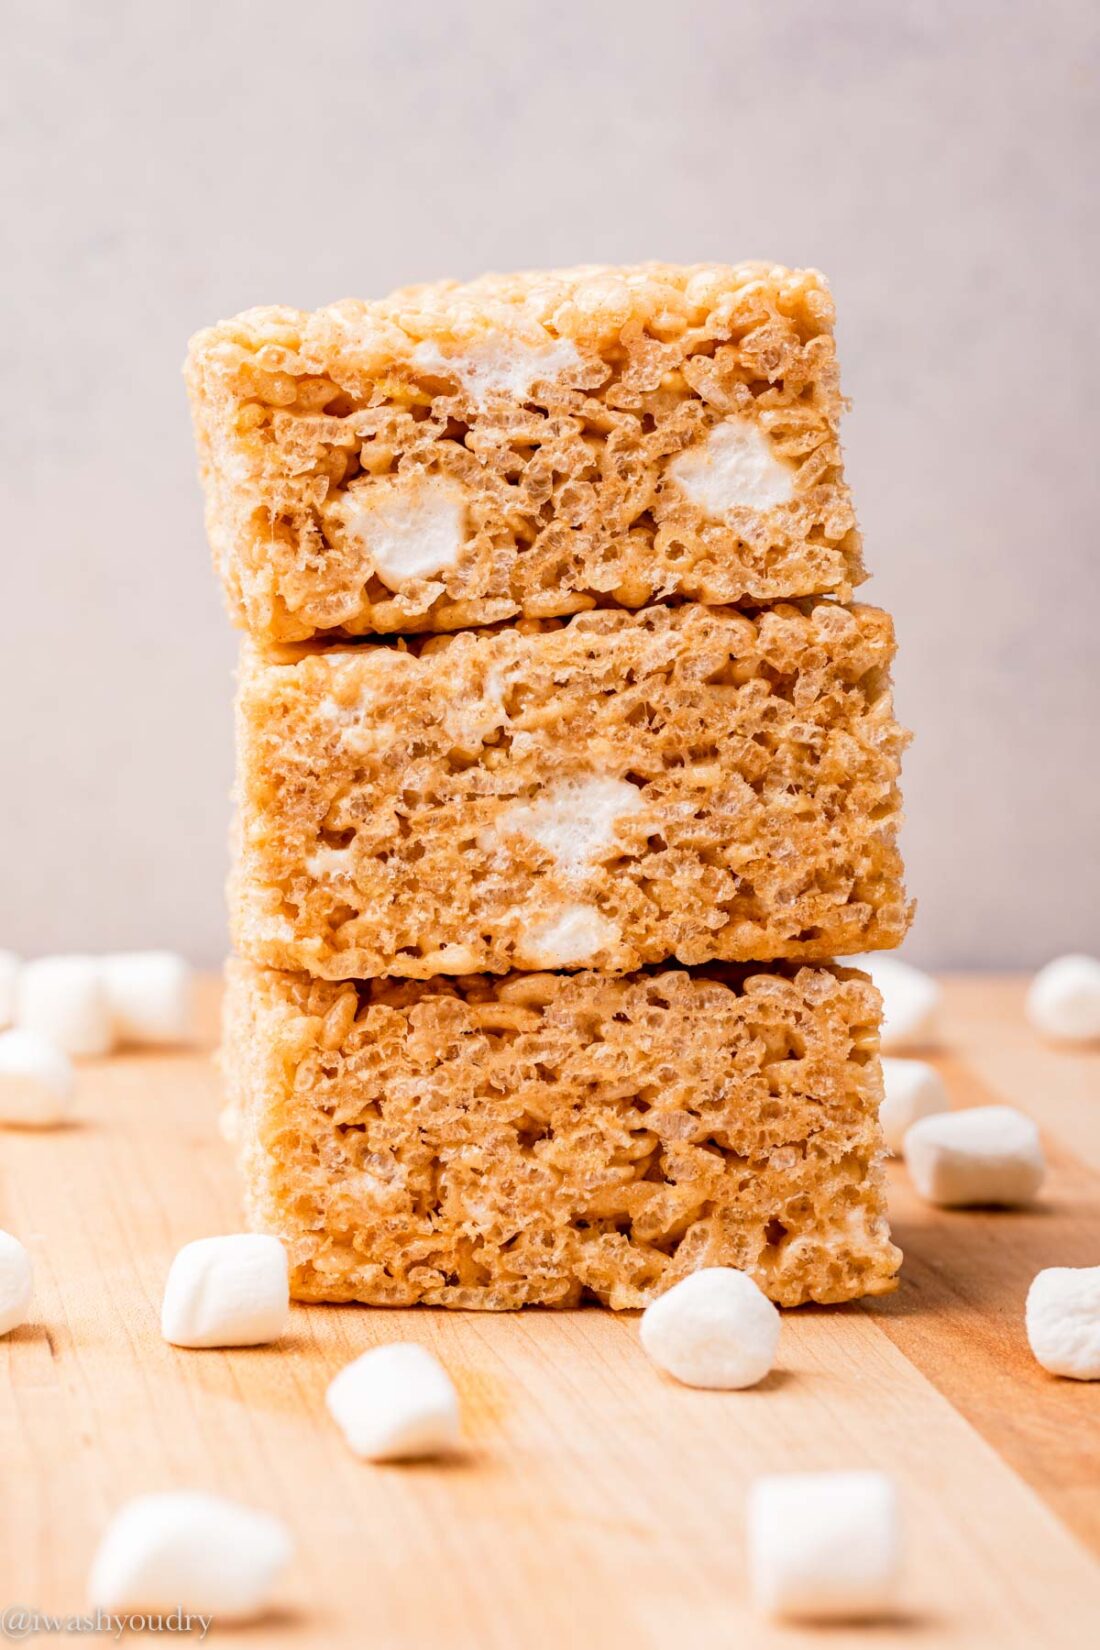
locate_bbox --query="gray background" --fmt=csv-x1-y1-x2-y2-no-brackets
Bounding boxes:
2,0,1097,969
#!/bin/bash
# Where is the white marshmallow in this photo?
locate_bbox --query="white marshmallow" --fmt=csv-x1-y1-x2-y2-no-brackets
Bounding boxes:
101,951,195,1047
495,776,644,873
518,903,619,967
0,1029,75,1127
0,1229,33,1336
747,1470,902,1622
337,473,468,591
88,1491,292,1620
1026,1266,1100,1380
854,955,941,1052
904,1105,1045,1207
16,955,114,1057
639,1267,780,1390
1026,954,1100,1044
879,1058,949,1156
305,844,353,882
0,950,19,1028
412,334,582,408
161,1234,289,1349
667,416,795,516
326,1342,461,1461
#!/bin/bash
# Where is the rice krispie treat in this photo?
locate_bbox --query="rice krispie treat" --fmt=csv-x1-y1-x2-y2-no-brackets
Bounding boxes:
232,601,910,980
224,959,901,1309
186,263,861,642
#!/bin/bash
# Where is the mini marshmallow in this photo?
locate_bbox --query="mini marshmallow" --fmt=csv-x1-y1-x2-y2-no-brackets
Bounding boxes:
337,472,468,591
519,903,619,967
904,1105,1045,1207
879,1058,949,1156
639,1267,780,1390
1026,954,1100,1044
16,955,114,1057
748,1470,901,1622
88,1491,292,1620
326,1341,461,1461
161,1234,289,1348
0,1028,75,1127
0,950,19,1028
496,775,644,873
101,951,195,1047
0,1229,33,1336
411,334,582,408
1026,1266,1100,1380
854,955,941,1052
667,417,795,516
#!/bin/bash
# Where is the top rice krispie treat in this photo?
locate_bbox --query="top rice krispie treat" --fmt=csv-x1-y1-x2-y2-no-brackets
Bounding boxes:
186,262,862,642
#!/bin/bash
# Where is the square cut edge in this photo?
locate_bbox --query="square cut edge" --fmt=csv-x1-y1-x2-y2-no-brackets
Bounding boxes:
185,260,862,642
231,600,912,981
223,958,902,1310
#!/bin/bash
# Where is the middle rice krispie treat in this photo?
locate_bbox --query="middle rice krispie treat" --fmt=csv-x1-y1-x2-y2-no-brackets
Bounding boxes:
185,262,861,643
232,601,910,980
224,958,901,1309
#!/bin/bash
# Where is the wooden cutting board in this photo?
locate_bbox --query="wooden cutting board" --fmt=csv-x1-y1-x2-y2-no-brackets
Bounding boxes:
2,975,1098,1647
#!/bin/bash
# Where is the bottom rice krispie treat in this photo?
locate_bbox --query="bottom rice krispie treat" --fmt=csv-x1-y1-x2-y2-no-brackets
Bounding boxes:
223,960,901,1310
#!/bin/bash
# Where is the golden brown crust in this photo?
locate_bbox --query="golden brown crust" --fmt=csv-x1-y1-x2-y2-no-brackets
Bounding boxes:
232,601,911,980
224,958,901,1309
186,262,861,641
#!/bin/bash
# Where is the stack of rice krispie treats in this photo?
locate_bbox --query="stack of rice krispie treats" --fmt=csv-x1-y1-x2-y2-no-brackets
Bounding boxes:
186,262,911,1311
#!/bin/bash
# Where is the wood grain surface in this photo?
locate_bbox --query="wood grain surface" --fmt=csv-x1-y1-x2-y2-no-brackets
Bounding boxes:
2,974,1098,1647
